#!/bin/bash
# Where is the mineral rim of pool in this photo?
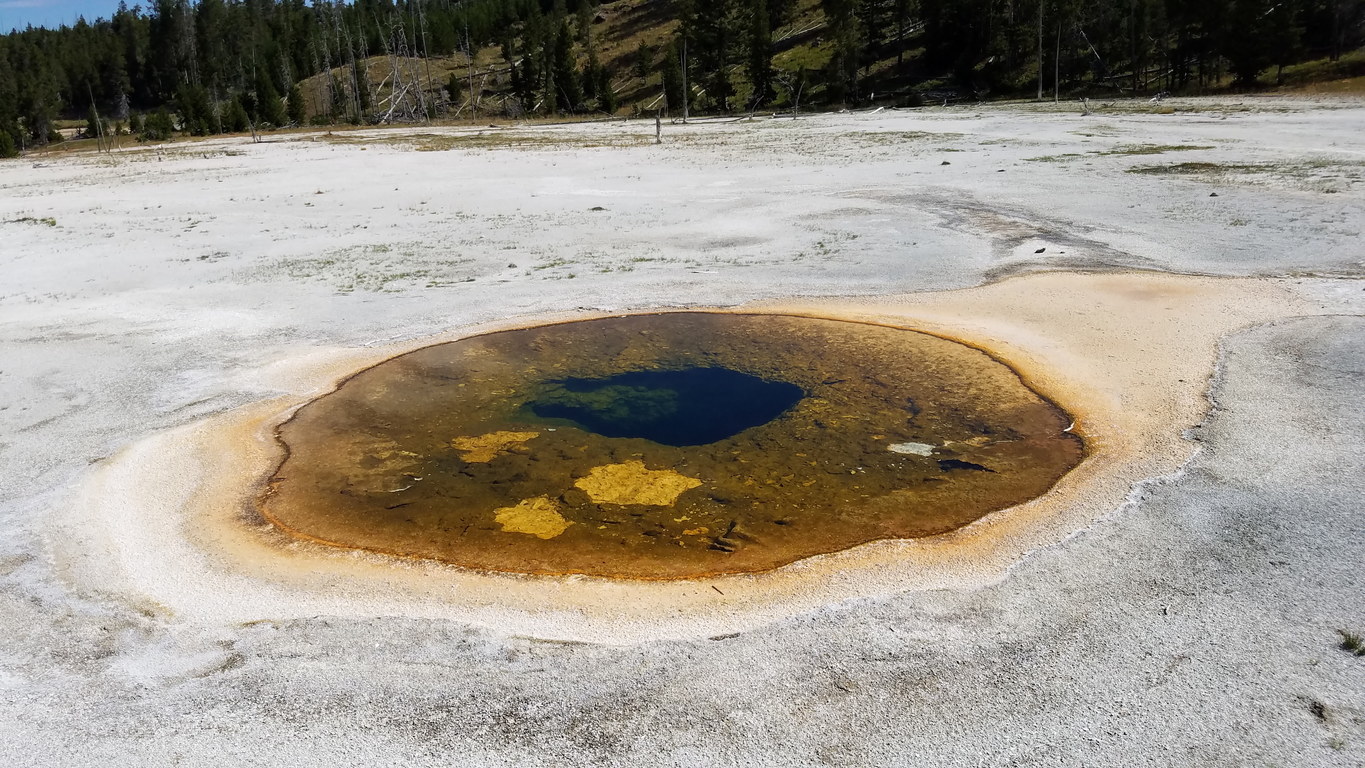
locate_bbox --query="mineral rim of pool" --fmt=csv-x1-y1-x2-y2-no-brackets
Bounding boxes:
259,313,1084,579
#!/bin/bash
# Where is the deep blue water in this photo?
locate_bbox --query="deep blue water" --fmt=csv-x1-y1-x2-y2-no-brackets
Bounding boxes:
527,367,804,446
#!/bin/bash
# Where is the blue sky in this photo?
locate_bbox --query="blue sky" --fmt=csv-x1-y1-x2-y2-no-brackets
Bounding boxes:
2,0,130,32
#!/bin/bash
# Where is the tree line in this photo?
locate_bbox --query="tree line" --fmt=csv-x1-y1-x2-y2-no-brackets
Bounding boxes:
1,0,1361,156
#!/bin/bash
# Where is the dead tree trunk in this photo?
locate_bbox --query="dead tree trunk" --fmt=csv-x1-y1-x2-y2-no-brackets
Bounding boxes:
1054,21,1062,102
1037,0,1045,100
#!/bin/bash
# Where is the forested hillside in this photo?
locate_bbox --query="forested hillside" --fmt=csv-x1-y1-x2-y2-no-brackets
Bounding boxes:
2,0,1363,155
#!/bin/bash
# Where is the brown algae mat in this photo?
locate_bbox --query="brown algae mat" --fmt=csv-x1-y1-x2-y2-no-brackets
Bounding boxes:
260,313,1083,579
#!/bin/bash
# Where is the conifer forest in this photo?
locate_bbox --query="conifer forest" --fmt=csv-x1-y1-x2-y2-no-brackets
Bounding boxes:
1,0,1363,155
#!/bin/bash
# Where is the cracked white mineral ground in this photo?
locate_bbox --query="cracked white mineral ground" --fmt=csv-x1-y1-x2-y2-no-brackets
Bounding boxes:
1,96,1363,766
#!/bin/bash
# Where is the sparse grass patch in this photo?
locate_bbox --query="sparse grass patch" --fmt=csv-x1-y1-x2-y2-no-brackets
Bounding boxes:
1125,158,1365,192
1025,153,1086,162
1100,144,1215,156
1028,144,1213,162
1129,161,1256,175
532,257,575,271
1294,75,1365,95
1339,630,1365,656
853,131,964,146
320,130,653,152
7,216,58,227
1270,49,1365,91
244,243,477,293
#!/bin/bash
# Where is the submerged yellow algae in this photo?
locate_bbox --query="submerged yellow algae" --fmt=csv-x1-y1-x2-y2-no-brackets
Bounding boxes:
451,430,540,462
493,496,573,539
343,437,423,492
573,461,704,506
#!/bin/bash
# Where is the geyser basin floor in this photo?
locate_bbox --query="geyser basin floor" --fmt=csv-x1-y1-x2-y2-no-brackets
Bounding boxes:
56,272,1337,643
262,314,1082,578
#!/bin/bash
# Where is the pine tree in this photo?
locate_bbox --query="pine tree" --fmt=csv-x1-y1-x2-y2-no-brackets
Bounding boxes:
597,65,617,112
769,0,799,28
16,45,59,146
583,49,602,101
634,42,656,80
551,22,582,112
0,38,20,153
353,58,372,114
575,0,594,41
661,40,685,115
176,83,213,135
1267,0,1305,84
822,0,861,104
224,95,250,132
327,74,348,122
142,108,175,140
683,0,739,110
286,82,306,126
1227,0,1275,85
86,105,105,140
446,71,464,106
747,0,774,107
254,68,287,127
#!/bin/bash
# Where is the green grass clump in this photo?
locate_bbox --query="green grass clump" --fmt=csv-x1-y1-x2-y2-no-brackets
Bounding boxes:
1127,161,1256,175
1101,144,1215,156
1339,630,1365,656
8,216,57,226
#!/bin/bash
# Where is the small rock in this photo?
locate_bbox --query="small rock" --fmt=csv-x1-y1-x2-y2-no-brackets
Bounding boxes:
559,488,591,507
938,459,994,472
1209,192,1219,197
940,160,951,165
1034,247,1046,253
589,206,607,211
